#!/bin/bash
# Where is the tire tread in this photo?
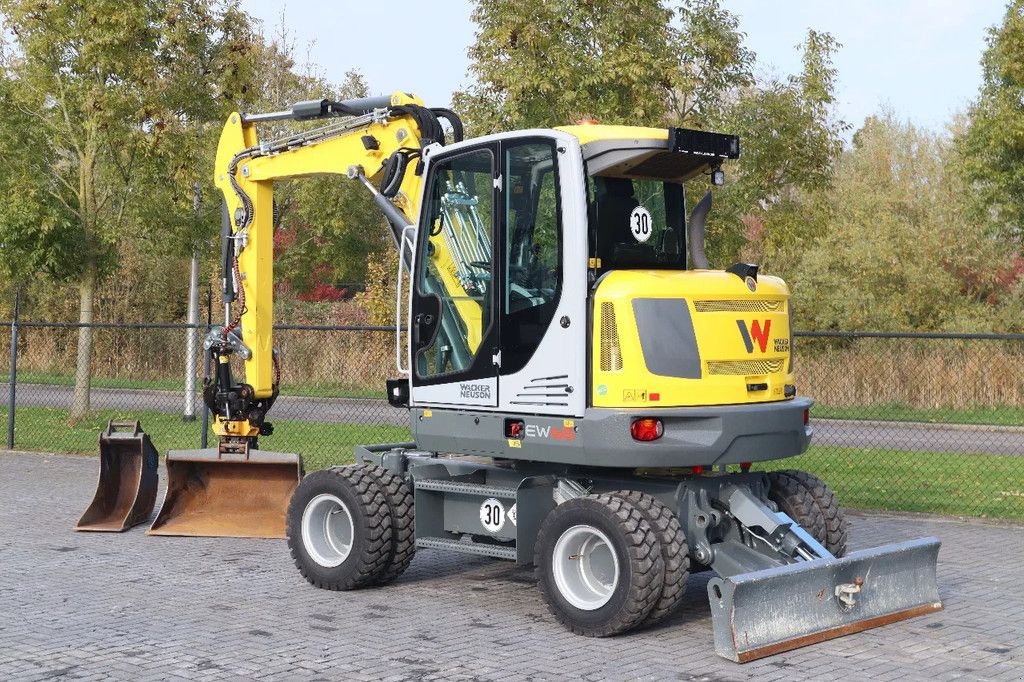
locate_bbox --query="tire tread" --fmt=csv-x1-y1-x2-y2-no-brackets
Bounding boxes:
535,494,664,637
286,465,393,591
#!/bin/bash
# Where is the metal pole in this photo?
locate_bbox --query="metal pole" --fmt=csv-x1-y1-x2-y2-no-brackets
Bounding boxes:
200,284,212,449
183,254,200,421
184,182,202,421
7,287,21,450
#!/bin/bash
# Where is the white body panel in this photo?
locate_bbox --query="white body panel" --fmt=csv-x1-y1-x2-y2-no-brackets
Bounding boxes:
412,376,498,409
496,131,586,417
408,130,587,417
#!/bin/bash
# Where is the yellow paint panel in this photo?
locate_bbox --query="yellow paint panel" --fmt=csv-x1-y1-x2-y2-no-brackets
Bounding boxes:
592,270,795,408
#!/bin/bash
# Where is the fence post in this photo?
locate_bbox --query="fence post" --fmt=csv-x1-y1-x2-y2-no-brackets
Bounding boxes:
200,284,211,449
183,253,200,421
7,287,21,450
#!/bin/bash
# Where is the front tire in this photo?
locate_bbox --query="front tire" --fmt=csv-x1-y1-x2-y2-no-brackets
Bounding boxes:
535,494,664,637
287,466,393,590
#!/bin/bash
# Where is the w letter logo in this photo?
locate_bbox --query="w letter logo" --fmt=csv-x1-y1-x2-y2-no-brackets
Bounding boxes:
737,319,771,353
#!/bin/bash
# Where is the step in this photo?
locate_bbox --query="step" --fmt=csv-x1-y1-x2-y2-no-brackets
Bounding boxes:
416,536,517,561
414,478,518,499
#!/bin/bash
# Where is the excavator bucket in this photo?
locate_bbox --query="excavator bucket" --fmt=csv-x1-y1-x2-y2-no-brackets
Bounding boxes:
76,421,159,532
708,537,942,662
148,441,301,538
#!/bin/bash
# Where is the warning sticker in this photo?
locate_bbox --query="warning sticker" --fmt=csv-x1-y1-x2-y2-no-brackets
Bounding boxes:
630,206,653,243
508,503,518,527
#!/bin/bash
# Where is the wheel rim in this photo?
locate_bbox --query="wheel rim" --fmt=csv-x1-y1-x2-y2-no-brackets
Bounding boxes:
552,524,620,610
301,493,355,568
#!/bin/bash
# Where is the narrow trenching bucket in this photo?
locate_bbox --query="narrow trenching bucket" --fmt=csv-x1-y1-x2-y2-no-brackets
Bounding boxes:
147,442,301,538
76,420,159,532
708,537,943,662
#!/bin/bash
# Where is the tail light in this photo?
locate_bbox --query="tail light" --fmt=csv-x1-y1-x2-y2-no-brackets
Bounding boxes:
803,408,810,425
630,418,664,442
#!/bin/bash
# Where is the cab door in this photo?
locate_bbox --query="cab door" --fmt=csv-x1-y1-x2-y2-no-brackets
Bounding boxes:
497,134,586,417
410,144,499,408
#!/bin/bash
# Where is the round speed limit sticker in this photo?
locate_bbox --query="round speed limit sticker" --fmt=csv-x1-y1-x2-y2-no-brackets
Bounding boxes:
479,498,506,533
630,206,653,243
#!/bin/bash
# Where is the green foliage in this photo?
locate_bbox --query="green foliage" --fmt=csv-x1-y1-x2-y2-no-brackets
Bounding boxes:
455,0,764,133
793,113,1023,332
0,0,261,293
669,0,755,124
956,0,1024,235
456,0,706,131
0,76,77,283
706,30,846,268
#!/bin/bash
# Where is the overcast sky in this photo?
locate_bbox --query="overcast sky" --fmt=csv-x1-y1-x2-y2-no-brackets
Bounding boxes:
240,0,1007,135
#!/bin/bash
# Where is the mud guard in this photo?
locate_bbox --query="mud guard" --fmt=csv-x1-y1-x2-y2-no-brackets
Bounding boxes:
708,537,942,662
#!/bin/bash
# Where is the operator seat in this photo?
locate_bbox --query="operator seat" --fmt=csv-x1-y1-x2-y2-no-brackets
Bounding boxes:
593,177,639,264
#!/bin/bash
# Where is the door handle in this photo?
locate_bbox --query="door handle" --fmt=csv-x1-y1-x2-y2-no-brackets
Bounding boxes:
413,313,434,346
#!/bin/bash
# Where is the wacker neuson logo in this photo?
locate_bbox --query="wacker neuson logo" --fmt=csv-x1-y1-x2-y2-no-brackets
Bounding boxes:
737,319,771,353
459,383,491,400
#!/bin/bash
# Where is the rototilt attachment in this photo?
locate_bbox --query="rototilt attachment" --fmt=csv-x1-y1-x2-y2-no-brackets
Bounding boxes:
708,536,942,662
76,420,159,532
147,438,301,538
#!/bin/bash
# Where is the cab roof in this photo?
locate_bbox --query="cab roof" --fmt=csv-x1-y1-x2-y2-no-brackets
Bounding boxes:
556,124,739,183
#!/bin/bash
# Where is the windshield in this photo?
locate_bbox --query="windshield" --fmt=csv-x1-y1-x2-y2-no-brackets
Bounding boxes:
587,174,686,270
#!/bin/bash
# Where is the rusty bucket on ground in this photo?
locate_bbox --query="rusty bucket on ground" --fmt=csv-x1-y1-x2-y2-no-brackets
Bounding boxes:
76,420,159,532
147,439,302,538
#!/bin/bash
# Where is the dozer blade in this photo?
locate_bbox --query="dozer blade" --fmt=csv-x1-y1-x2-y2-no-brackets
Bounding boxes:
76,420,159,532
708,537,942,663
148,447,301,538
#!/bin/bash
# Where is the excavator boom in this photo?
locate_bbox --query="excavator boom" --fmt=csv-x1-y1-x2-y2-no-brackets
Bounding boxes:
149,92,460,538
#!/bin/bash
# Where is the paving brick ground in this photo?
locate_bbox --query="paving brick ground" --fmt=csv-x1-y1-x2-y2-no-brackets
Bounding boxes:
1,451,1022,681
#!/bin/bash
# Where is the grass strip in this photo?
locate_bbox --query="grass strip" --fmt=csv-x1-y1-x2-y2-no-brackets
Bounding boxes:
759,445,1024,520
3,407,1022,519
1,406,409,472
813,403,1023,426
0,372,384,400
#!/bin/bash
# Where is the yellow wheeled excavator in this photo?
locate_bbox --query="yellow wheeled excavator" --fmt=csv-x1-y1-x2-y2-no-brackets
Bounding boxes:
91,91,942,661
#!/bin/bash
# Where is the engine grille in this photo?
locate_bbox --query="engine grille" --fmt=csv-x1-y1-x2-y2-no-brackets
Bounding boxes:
707,359,784,375
599,302,623,372
694,299,784,313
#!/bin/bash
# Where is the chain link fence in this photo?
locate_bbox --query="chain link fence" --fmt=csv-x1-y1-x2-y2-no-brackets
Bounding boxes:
3,312,1023,520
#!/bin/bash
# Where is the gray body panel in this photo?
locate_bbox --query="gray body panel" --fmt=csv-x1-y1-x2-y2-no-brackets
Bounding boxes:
412,396,813,468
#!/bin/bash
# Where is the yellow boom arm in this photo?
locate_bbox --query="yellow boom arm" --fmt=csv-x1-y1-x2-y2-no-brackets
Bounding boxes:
208,92,454,438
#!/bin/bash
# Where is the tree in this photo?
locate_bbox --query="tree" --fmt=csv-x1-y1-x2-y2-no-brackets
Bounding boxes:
793,113,1021,332
455,0,753,132
0,0,257,418
707,30,846,269
957,0,1024,237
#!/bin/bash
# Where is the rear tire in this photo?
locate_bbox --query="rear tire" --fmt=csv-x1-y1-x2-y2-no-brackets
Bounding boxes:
609,490,689,626
358,464,416,586
768,470,848,557
535,494,664,637
287,466,393,590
